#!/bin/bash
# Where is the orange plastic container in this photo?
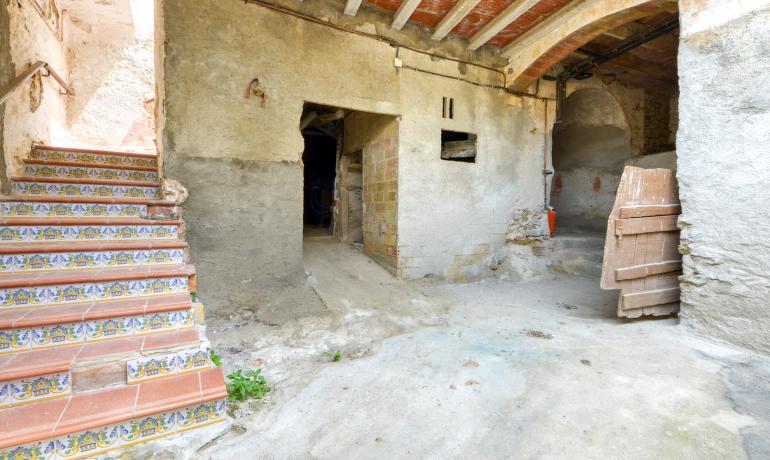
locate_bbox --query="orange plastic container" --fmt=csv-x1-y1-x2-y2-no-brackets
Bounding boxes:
548,209,556,237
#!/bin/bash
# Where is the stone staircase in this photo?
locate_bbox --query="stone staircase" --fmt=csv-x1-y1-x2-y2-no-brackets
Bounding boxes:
0,146,227,459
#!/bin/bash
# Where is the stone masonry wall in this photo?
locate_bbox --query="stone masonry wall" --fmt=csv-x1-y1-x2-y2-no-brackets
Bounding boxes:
678,0,770,354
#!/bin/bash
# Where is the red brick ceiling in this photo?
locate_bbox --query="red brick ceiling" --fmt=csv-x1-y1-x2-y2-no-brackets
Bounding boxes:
363,0,679,90
366,0,571,47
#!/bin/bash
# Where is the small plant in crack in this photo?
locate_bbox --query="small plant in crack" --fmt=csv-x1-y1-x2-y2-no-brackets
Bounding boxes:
226,369,271,401
209,349,222,367
328,350,342,362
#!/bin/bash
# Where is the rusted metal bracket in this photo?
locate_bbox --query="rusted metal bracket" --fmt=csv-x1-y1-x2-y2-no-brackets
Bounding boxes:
0,61,74,106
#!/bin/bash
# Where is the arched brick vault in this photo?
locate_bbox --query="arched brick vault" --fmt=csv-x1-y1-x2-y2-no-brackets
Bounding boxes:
503,0,677,91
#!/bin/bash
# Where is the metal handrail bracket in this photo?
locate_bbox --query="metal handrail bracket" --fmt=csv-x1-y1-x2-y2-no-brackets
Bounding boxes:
0,60,75,106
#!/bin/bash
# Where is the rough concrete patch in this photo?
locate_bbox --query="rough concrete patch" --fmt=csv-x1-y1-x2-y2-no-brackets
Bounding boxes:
521,329,553,340
718,355,770,458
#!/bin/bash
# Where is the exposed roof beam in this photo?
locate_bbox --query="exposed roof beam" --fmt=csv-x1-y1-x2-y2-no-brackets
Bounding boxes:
431,0,483,41
391,0,422,30
344,0,363,16
467,0,540,51
500,0,590,57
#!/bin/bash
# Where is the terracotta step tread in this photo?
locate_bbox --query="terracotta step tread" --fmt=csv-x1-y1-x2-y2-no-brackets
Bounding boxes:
0,328,200,382
12,176,159,188
0,217,180,226
0,367,225,449
0,195,174,206
23,158,157,172
0,241,187,254
0,264,195,288
0,293,192,329
35,145,158,159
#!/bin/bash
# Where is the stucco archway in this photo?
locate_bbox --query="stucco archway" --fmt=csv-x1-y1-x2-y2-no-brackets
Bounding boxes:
550,87,632,233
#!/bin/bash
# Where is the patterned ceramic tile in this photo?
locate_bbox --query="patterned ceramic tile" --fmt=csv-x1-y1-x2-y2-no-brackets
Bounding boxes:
0,308,193,354
0,202,147,218
133,312,177,335
31,323,87,349
3,372,71,408
0,440,56,460
0,249,182,272
176,347,211,374
84,317,133,341
126,353,177,384
54,423,121,459
0,224,177,244
0,329,31,353
176,399,227,431
31,149,158,168
0,381,7,407
175,309,194,328
25,165,158,183
0,286,48,308
0,398,226,459
126,345,211,384
12,182,159,199
119,412,176,444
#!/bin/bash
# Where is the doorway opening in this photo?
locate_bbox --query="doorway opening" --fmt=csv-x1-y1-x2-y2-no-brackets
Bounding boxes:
545,10,680,287
299,103,400,272
64,0,157,151
301,104,341,237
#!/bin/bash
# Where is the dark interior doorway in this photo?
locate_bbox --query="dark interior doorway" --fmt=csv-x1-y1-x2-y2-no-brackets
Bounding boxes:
302,133,337,229
301,103,348,235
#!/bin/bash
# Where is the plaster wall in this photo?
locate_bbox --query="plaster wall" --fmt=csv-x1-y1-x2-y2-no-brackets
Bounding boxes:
677,1,770,354
397,53,549,282
61,0,155,151
160,0,546,313
2,0,68,182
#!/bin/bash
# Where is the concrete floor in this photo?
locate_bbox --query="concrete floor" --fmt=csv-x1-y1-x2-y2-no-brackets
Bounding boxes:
200,235,770,460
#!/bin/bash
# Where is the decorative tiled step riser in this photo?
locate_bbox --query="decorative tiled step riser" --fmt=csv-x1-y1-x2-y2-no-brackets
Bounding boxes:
0,276,189,310
0,398,226,460
13,182,159,199
0,249,185,273
31,150,158,169
1,202,148,218
0,308,193,354
24,166,158,183
0,372,70,409
127,347,213,384
0,224,178,244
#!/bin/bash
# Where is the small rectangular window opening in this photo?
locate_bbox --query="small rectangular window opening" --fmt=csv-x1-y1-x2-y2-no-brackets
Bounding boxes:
442,97,455,119
441,130,477,163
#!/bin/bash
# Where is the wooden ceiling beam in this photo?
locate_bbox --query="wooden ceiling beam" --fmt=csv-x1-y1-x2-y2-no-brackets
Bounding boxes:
391,0,422,30
467,0,541,51
431,0,483,41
